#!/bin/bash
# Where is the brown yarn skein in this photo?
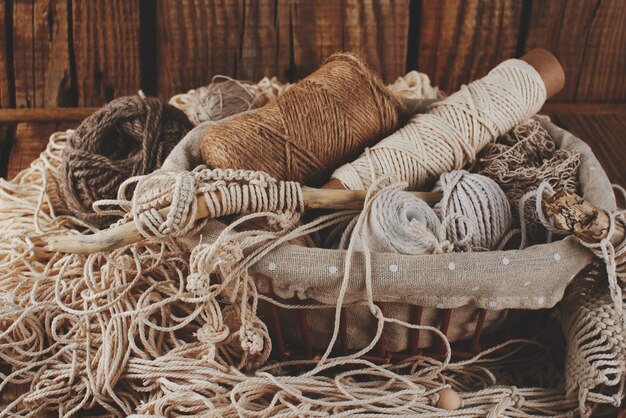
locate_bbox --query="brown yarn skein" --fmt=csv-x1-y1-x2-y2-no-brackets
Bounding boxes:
199,53,408,187
60,95,193,228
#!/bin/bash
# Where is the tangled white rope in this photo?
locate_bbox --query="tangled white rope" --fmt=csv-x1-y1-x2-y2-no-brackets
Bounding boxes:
169,76,290,125
1,132,623,417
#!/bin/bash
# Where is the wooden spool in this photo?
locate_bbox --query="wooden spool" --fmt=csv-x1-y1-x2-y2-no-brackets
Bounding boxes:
323,48,565,190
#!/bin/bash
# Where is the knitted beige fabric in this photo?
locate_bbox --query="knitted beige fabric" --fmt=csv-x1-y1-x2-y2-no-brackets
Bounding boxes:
560,269,626,414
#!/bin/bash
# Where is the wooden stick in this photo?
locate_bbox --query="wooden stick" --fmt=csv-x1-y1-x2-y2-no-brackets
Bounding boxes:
46,187,441,254
545,190,625,246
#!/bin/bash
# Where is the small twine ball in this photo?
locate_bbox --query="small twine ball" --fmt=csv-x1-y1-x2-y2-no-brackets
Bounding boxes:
198,52,408,187
169,76,290,125
435,170,512,250
59,94,192,228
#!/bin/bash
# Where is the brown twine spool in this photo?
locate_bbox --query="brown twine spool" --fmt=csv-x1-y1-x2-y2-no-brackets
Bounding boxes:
199,53,408,187
59,95,193,228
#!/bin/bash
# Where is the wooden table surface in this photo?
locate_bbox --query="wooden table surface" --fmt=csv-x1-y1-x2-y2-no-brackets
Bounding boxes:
0,104,625,415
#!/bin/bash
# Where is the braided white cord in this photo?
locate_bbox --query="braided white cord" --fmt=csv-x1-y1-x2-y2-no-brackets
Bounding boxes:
93,166,305,241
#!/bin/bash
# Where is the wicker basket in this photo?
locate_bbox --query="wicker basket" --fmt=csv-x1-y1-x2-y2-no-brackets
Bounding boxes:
249,117,615,364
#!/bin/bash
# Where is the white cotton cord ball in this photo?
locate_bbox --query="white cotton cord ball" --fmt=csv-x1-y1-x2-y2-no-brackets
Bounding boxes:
350,189,451,255
435,170,512,251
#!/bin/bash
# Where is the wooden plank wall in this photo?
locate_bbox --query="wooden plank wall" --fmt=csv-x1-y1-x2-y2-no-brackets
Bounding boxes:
0,0,623,108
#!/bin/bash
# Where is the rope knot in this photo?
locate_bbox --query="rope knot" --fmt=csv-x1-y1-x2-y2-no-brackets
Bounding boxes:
192,241,245,277
432,239,455,254
157,171,197,236
196,322,230,345
267,211,301,231
210,243,245,273
510,387,525,408
240,324,265,356
248,176,271,188
186,273,212,294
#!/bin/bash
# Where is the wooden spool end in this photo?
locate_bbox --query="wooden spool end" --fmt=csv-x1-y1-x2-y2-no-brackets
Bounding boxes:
520,48,565,99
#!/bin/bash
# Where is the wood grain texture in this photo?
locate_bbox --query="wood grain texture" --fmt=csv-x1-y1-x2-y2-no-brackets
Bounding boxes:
72,0,141,106
524,0,626,102
156,0,409,99
343,0,409,83
0,125,12,178
156,0,245,99
6,122,56,178
0,2,11,108
1,0,626,105
12,0,73,108
236,0,282,81
288,0,344,80
4,121,74,180
542,102,626,115
552,113,626,187
0,107,98,122
288,0,409,83
416,0,523,94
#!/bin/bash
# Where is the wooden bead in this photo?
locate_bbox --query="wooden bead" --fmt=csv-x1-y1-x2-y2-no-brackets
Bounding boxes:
436,388,461,410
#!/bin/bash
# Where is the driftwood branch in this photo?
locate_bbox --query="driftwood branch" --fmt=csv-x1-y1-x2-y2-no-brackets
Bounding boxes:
48,188,623,256
47,188,441,254
544,190,625,245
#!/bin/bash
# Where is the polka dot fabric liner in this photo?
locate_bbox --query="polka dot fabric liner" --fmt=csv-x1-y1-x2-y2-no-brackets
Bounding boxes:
190,117,616,311
254,237,589,310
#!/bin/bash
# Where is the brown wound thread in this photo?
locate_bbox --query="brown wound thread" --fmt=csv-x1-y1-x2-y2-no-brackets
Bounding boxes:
199,53,408,187
59,95,193,228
